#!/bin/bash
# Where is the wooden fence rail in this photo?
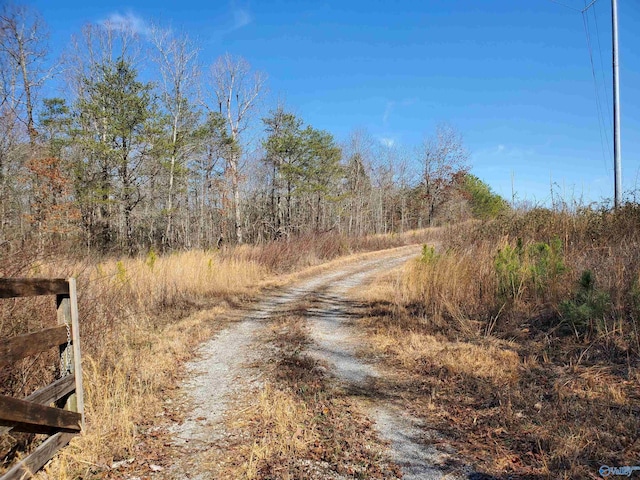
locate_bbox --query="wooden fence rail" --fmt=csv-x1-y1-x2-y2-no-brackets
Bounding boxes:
0,278,84,480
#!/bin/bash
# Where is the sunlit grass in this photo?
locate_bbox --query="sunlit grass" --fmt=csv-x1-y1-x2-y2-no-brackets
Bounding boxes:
0,230,431,478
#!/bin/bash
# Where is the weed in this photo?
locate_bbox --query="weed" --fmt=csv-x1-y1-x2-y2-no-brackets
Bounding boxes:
115,260,128,284
145,248,157,270
631,276,640,313
419,244,438,264
559,270,611,335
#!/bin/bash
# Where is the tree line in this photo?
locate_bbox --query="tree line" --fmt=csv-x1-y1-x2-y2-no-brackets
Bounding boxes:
0,4,507,254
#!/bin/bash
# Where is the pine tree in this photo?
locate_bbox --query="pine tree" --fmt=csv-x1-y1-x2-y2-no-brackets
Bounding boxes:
74,58,158,253
262,108,305,237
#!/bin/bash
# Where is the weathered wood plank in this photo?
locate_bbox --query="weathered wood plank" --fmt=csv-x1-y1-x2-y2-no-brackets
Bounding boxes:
0,326,68,368
25,375,75,406
0,432,75,480
68,278,85,428
0,376,76,436
0,278,68,299
0,395,81,434
56,294,73,412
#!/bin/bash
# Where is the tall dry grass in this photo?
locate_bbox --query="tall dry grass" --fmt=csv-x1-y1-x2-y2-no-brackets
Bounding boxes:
1,248,270,476
230,230,437,272
356,205,640,477
0,249,269,476
0,229,431,477
401,205,640,348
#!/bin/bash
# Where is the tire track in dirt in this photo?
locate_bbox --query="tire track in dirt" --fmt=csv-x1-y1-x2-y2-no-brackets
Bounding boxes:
305,253,468,479
162,265,359,479
162,245,467,479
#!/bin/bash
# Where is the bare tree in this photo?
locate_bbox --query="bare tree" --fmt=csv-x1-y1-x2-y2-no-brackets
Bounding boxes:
149,25,200,247
343,129,374,236
0,4,53,146
420,123,469,226
189,111,230,247
64,21,140,102
208,53,265,244
0,107,26,243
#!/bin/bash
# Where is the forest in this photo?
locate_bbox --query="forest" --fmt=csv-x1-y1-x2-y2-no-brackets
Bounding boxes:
0,4,507,256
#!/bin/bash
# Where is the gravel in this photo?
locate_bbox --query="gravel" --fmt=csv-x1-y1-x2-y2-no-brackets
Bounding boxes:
162,246,470,479
305,251,468,479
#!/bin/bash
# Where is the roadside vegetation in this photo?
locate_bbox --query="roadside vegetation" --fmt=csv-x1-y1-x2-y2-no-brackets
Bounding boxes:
0,231,427,478
357,204,640,478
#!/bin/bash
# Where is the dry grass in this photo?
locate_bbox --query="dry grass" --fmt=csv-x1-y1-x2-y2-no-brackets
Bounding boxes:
357,277,640,477
1,249,269,477
443,206,640,341
215,314,400,479
240,384,319,479
230,229,437,273
0,231,430,478
369,330,520,387
33,252,264,478
353,206,640,478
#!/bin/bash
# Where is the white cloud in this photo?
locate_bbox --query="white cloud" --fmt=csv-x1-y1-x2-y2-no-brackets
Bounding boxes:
211,7,252,38
382,98,417,125
489,144,534,160
379,137,395,147
101,11,150,36
232,9,252,30
383,101,395,124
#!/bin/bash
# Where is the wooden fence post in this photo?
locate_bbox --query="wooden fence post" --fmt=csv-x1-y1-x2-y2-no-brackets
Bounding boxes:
55,278,84,428
68,278,85,429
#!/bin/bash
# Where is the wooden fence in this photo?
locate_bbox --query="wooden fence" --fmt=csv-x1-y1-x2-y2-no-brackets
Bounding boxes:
0,278,84,480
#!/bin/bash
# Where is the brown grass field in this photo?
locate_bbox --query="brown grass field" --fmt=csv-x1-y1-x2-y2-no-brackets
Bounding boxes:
0,231,427,478
354,206,640,478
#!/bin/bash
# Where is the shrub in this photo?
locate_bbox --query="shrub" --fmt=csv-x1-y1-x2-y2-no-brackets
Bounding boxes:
145,248,157,270
527,237,566,296
559,270,611,335
494,242,524,301
419,244,438,264
493,236,566,304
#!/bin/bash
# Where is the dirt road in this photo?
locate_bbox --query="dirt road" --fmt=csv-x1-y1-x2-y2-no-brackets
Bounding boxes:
160,246,468,479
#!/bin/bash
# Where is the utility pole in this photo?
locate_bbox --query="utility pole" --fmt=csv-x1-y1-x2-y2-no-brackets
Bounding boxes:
612,0,622,208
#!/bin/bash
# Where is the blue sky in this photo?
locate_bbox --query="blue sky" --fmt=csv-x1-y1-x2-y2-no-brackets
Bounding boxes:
25,0,640,205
